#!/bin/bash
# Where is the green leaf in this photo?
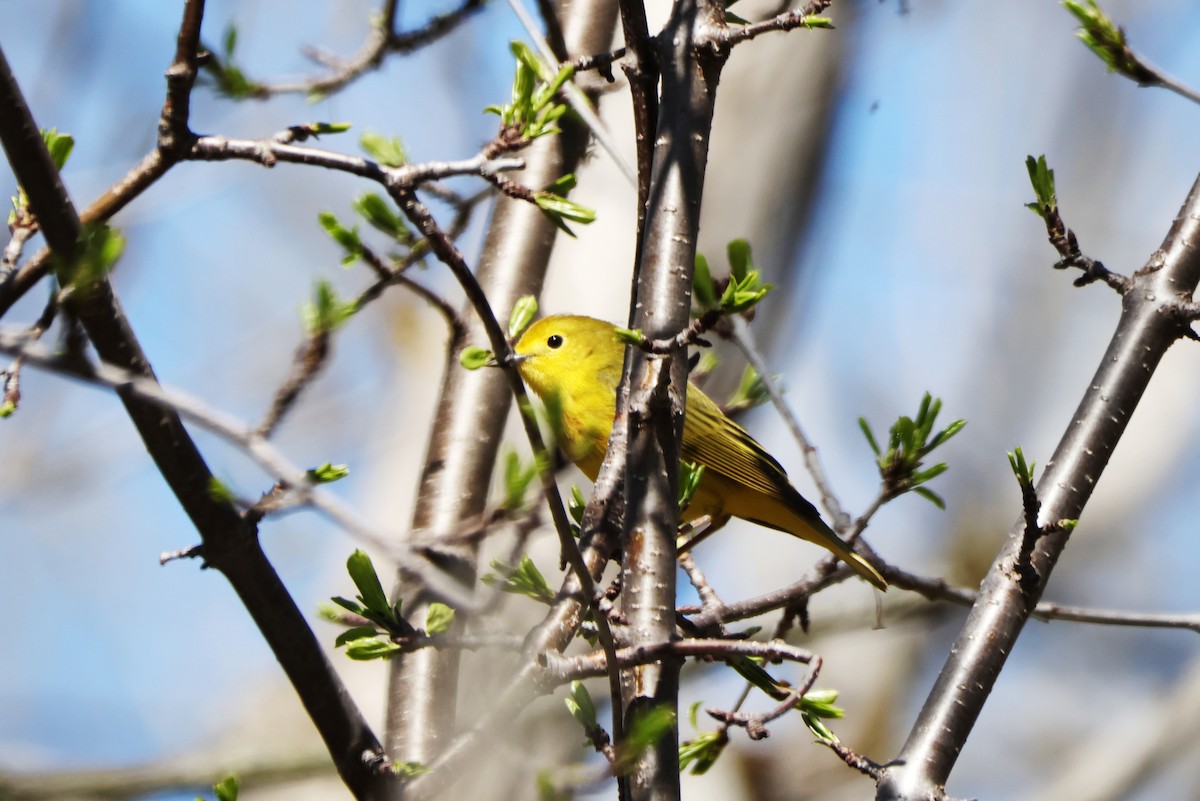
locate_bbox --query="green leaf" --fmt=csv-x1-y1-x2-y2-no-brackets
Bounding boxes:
913,487,946,510
391,761,431,778
679,730,725,775
0,401,14,419
359,131,407,167
565,680,598,730
508,296,539,339
726,238,752,283
211,775,239,801
222,23,238,56
726,655,782,697
346,549,391,617
1063,0,1156,82
693,252,717,310
1008,445,1035,485
343,635,402,660
510,41,549,82
678,461,705,511
301,279,356,334
425,602,456,635
911,462,949,485
41,128,74,171
307,462,350,483
306,121,352,135
799,689,844,719
535,771,568,801
613,327,644,347
1025,155,1057,217
330,595,368,617
718,269,773,314
55,222,124,297
724,365,770,414
480,556,556,604
503,450,539,511
459,346,492,371
334,625,381,648
927,418,967,451
618,706,676,771
207,477,235,504
317,211,363,265
567,485,587,525
534,192,596,237
352,192,409,241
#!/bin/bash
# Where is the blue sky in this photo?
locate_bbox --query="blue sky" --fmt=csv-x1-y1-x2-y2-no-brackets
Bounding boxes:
3,1,1200,799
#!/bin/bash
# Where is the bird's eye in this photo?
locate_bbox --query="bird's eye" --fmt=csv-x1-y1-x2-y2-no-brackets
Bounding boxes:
547,334,564,349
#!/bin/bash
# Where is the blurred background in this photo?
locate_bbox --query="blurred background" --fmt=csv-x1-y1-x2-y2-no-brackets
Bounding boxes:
2,1,1200,799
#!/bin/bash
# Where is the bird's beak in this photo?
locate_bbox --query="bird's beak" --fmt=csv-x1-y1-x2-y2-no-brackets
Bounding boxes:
485,351,525,368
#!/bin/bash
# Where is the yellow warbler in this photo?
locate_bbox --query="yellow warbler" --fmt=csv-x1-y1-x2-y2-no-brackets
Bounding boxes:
513,315,886,590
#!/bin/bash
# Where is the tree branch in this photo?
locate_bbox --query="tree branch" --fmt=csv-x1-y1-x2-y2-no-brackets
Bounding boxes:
878,172,1200,800
0,20,391,798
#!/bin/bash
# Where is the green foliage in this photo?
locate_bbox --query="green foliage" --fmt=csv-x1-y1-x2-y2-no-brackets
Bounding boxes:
197,775,238,801
693,239,774,314
536,771,569,801
42,128,75,171
613,326,644,347
53,223,124,298
307,462,350,483
301,280,357,335
1024,155,1057,219
207,477,235,504
617,706,676,773
508,295,539,339
425,602,456,636
352,192,412,243
719,239,773,312
0,401,14,419
485,41,575,141
1007,445,1036,487
328,549,446,660
502,449,539,511
858,392,965,508
359,131,408,168
459,346,492,370
317,211,364,266
693,253,717,309
564,680,598,731
678,461,705,511
343,549,395,624
297,121,352,137
724,365,771,414
799,688,845,742
390,761,431,778
204,23,263,99
1063,1,1157,84
535,174,596,238
567,485,587,527
480,555,556,604
678,702,726,775
327,550,416,660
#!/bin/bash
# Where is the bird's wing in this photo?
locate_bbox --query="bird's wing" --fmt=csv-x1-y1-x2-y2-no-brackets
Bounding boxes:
681,384,793,501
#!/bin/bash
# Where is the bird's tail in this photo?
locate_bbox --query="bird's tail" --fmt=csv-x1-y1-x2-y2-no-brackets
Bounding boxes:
759,503,888,591
807,521,887,590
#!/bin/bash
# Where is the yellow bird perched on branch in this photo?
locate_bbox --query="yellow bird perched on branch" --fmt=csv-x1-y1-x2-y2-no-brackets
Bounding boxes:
512,315,886,590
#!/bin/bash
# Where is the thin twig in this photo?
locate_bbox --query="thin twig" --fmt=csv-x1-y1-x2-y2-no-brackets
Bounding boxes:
717,0,834,50
0,331,477,609
504,0,636,186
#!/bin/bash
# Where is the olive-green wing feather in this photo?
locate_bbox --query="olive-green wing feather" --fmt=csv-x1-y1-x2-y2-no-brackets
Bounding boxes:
681,384,797,500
